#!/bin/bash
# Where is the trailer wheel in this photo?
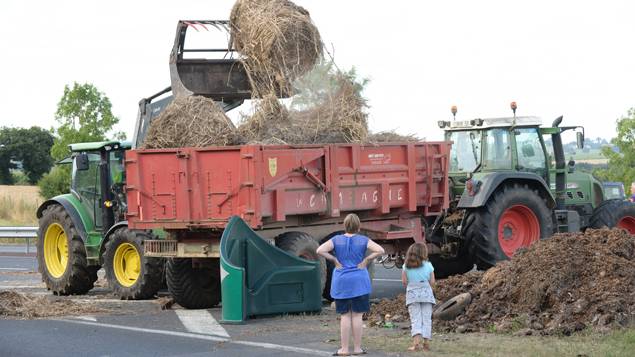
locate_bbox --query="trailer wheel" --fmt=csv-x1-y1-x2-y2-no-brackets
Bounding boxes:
37,204,97,295
104,228,164,300
589,200,635,234
275,232,326,294
463,184,552,269
166,258,221,309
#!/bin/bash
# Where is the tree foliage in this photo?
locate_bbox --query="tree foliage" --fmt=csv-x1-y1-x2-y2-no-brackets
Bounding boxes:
0,126,54,185
39,82,124,198
50,82,124,161
594,108,635,195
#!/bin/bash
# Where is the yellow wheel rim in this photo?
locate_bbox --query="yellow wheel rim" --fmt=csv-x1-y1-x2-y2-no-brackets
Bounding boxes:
43,223,68,278
113,242,141,287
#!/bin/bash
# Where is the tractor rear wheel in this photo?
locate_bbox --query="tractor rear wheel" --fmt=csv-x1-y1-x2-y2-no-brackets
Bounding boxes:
463,184,553,269
275,231,326,293
37,204,97,295
589,200,635,234
166,258,221,309
104,228,164,299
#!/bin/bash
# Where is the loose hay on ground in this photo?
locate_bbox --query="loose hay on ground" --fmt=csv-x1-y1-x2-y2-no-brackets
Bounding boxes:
0,291,108,319
230,0,323,95
369,228,635,335
142,96,241,149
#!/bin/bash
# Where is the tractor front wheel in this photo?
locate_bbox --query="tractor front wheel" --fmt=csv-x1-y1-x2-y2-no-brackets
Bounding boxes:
104,228,164,299
37,204,97,295
463,184,553,269
589,199,635,235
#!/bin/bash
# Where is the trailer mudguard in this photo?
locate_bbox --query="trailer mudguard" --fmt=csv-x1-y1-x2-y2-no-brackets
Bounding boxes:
457,172,555,209
37,194,91,243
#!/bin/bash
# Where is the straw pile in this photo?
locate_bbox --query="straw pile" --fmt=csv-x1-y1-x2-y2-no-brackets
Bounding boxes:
0,291,106,319
142,96,241,149
230,0,323,95
237,74,369,144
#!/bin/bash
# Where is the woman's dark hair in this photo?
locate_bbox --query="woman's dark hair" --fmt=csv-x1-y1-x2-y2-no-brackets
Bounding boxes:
405,242,428,269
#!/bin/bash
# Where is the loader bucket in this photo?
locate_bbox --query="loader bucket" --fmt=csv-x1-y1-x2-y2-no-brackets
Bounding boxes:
220,216,322,324
169,20,252,100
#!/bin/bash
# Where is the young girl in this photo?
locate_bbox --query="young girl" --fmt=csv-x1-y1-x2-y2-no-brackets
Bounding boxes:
401,242,436,351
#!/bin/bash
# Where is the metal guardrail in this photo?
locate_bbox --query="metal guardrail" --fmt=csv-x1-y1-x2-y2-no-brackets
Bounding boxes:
0,226,38,254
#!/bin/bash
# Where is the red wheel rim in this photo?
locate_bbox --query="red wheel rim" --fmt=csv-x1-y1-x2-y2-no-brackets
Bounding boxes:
497,205,540,257
617,216,635,235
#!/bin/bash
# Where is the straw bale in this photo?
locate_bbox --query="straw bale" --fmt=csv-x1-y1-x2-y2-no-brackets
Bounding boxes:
142,96,241,149
230,0,323,95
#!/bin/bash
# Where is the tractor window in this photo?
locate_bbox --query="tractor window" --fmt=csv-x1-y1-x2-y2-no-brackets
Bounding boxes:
483,129,511,170
448,130,481,172
72,153,102,228
515,128,547,170
109,150,126,185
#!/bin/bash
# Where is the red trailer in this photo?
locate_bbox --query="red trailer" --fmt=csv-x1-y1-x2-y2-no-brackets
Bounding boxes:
127,142,449,247
125,142,450,306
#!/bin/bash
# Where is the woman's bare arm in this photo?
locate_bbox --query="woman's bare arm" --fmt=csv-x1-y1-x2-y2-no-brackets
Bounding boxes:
358,239,385,269
316,239,342,268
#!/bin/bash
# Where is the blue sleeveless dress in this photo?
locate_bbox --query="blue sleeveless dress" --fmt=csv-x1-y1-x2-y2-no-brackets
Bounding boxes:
330,234,371,300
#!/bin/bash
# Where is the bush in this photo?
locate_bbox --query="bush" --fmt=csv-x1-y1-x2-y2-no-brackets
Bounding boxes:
38,166,71,200
11,170,31,185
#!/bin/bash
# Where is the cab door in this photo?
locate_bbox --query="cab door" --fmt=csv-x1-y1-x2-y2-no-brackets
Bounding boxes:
513,127,549,182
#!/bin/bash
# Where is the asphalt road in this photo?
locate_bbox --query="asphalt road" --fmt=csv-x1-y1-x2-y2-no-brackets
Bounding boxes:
0,252,403,357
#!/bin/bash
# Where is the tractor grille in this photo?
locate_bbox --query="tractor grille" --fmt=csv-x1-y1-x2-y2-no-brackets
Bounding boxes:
144,240,178,257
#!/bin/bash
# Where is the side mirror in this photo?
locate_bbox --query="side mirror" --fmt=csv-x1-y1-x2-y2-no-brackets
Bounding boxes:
568,159,576,173
75,153,90,171
576,131,584,149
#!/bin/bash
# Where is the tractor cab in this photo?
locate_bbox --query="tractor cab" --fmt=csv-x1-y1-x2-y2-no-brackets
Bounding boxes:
68,141,130,233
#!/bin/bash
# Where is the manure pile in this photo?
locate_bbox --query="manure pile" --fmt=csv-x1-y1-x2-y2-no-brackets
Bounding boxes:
369,228,635,335
142,0,415,149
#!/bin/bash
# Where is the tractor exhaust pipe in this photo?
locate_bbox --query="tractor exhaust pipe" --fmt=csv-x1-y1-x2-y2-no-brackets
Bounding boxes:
551,116,566,210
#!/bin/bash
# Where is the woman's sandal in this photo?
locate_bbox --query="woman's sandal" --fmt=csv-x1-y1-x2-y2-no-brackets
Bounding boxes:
352,349,367,355
332,351,350,356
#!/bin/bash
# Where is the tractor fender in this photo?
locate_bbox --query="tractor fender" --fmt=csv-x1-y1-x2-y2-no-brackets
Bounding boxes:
37,195,89,243
98,221,129,264
457,172,555,209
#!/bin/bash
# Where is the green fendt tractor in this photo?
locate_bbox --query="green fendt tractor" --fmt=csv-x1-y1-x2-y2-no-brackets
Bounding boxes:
425,104,635,277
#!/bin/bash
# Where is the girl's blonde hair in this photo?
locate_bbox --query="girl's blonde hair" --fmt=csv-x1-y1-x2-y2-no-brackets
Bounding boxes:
405,242,428,269
343,213,360,233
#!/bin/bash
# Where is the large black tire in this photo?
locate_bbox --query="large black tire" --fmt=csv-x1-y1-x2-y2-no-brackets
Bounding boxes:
589,199,635,234
429,254,474,279
463,184,553,269
275,231,326,293
37,205,97,295
166,258,221,309
104,228,164,300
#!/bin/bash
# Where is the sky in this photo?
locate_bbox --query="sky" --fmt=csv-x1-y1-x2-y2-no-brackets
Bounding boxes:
1,0,634,141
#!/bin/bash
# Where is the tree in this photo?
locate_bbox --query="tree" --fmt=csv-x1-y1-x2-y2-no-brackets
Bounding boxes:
594,108,635,195
50,82,124,161
0,127,54,185
39,82,124,198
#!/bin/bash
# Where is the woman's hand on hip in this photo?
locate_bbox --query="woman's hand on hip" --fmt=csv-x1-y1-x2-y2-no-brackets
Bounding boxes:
357,259,368,269
335,260,343,269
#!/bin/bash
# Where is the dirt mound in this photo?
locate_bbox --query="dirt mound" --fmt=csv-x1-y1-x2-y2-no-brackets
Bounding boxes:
369,228,635,335
230,0,322,95
0,291,107,319
142,96,241,149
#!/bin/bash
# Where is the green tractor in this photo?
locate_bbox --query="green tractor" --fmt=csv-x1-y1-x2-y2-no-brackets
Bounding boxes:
36,141,165,297
426,106,635,277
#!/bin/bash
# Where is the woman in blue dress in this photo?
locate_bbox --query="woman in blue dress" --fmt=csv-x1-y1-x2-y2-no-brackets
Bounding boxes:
317,213,385,356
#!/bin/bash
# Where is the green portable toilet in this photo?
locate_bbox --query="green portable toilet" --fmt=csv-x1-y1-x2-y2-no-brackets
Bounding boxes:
220,216,322,323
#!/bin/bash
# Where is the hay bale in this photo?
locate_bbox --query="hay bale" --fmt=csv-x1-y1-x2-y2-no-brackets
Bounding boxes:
230,0,323,95
142,96,241,149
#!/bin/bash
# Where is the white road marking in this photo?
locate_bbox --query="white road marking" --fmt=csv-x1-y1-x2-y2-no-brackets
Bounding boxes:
72,315,98,322
175,309,229,338
60,319,331,356
0,268,29,271
0,285,42,289
373,278,402,282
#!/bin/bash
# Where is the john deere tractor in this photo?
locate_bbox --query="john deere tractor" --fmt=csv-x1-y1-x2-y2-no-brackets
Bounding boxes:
425,105,635,277
35,20,253,298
